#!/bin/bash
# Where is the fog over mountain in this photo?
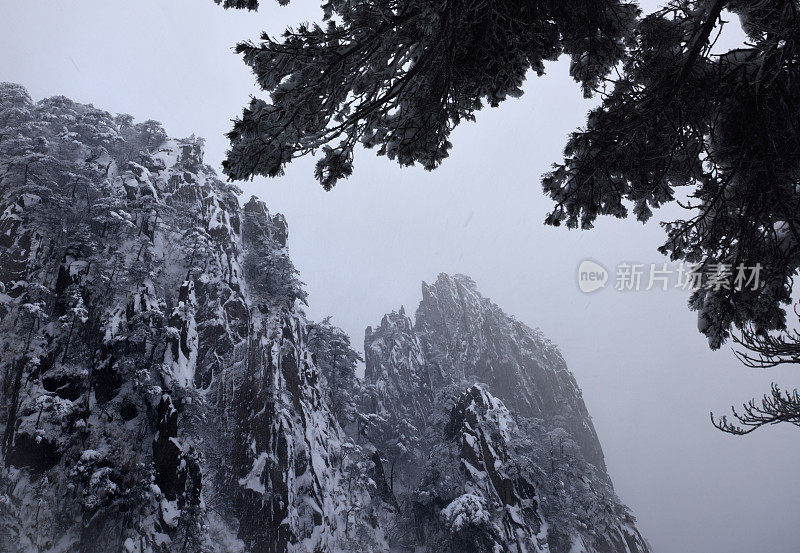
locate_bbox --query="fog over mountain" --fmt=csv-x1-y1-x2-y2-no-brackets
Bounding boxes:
1,2,800,553
1,85,647,552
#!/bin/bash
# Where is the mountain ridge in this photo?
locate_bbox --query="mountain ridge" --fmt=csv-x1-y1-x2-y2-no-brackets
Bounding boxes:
360,272,648,552
0,83,649,553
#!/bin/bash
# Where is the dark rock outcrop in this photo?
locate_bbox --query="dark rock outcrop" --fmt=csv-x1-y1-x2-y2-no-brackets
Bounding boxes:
0,84,354,553
361,273,650,553
0,84,650,553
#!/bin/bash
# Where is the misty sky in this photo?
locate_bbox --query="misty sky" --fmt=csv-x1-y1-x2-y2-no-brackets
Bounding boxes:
2,1,799,552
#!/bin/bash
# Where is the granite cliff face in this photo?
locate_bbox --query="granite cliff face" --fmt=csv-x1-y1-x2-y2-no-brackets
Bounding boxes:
361,274,650,553
0,84,649,553
379,274,605,469
0,83,380,553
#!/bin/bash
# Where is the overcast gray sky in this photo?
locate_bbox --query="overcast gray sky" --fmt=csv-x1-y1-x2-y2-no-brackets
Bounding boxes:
2,1,799,552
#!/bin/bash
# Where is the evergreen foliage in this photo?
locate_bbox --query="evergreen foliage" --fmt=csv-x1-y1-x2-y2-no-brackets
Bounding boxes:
216,0,800,433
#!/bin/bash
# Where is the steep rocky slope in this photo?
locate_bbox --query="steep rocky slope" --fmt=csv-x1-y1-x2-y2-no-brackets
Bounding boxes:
416,275,605,469
0,84,650,553
362,274,650,553
0,83,386,553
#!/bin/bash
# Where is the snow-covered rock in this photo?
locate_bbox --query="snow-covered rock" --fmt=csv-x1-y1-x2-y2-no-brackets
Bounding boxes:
0,83,369,553
0,84,650,553
361,274,651,553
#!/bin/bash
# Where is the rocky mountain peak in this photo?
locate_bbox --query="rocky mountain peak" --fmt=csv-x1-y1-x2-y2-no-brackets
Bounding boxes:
0,85,650,553
362,273,650,552
0,84,362,553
